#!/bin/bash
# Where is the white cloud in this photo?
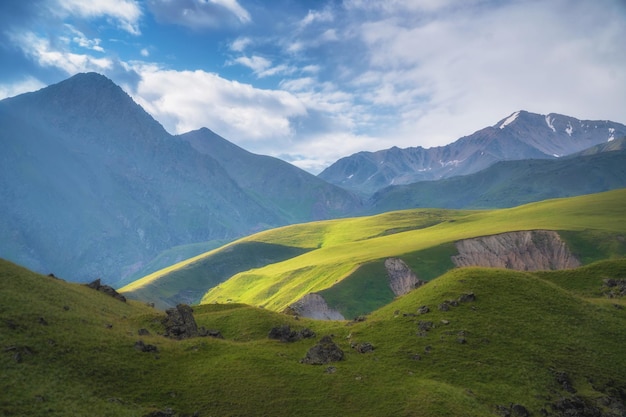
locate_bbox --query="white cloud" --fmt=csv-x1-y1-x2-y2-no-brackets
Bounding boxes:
230,37,251,52
147,0,250,30
131,66,308,145
55,0,142,34
343,0,626,149
65,25,105,52
0,77,46,100
300,8,334,28
12,31,113,75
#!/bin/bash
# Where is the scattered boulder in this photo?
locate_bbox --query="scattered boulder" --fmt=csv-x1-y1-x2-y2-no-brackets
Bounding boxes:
602,278,626,298
351,342,375,354
138,328,151,336
551,396,602,417
86,279,126,302
458,292,476,303
301,335,344,365
288,293,345,320
417,305,430,314
162,304,214,340
495,403,530,417
134,340,158,353
268,325,316,342
554,371,577,393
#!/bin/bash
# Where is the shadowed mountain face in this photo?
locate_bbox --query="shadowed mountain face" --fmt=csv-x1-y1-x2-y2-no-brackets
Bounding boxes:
319,110,626,195
0,73,360,285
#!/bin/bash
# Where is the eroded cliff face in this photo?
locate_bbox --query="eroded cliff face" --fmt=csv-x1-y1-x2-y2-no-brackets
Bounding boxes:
384,258,423,296
288,293,345,320
452,230,581,271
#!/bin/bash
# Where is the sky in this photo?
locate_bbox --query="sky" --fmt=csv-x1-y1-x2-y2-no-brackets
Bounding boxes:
1,0,625,173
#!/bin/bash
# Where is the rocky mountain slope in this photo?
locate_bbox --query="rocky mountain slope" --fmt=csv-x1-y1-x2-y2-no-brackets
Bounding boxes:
0,73,360,286
367,147,626,212
319,110,626,195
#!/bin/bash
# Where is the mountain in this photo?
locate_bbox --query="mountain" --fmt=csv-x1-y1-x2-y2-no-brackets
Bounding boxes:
178,128,361,222
3,255,626,416
367,145,626,212
121,189,626,314
319,110,626,195
0,73,360,286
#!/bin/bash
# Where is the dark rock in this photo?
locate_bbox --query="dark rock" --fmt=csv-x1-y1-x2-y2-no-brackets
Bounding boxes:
410,354,421,360
417,305,430,314
325,366,337,374
38,317,48,326
162,304,200,339
438,302,450,311
204,329,224,339
554,371,577,393
602,278,626,298
63,305,70,311
86,279,126,302
551,396,602,417
495,404,529,417
268,325,315,342
511,404,529,416
138,328,151,336
142,408,175,417
353,315,367,322
418,321,433,332
301,335,344,365
457,337,467,344
134,340,158,353
458,292,476,303
352,342,374,353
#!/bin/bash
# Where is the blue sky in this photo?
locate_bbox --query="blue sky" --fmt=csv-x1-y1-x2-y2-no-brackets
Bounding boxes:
1,0,625,173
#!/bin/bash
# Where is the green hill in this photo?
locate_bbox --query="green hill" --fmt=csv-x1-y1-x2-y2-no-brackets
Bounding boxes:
2,258,626,416
122,189,626,315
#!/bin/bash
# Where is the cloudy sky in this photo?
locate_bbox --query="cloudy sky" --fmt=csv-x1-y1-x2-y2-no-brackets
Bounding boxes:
1,0,625,173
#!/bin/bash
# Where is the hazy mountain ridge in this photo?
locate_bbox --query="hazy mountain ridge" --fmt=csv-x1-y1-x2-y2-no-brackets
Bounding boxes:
367,147,626,212
319,110,626,195
0,73,359,286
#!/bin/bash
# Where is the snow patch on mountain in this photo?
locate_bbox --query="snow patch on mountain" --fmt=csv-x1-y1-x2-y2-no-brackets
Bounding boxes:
609,127,615,141
565,122,573,136
545,115,556,132
499,111,520,129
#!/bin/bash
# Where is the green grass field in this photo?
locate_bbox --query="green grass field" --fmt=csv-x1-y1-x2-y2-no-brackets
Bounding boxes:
2,257,625,416
195,189,626,314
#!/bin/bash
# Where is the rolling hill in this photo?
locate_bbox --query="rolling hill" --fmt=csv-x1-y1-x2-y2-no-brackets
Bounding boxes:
2,256,625,416
120,189,626,314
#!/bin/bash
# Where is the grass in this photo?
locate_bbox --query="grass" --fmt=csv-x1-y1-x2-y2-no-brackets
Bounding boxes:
198,189,626,313
2,257,626,416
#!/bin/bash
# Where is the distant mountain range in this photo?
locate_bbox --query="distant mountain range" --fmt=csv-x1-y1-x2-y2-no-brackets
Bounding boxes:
0,73,359,285
1,73,625,286
319,110,626,195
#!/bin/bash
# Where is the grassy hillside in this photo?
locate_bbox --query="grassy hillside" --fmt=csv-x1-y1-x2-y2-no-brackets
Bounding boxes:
2,258,625,416
198,189,626,314
120,208,466,308
368,149,626,211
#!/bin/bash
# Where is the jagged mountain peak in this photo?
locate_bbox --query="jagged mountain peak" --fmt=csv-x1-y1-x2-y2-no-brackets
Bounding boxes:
320,110,626,195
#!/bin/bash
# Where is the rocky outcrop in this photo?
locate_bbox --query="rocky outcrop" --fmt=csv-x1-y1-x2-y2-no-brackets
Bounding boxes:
86,279,126,302
452,230,581,271
300,336,344,365
268,325,316,342
384,258,424,296
161,304,217,339
288,293,345,320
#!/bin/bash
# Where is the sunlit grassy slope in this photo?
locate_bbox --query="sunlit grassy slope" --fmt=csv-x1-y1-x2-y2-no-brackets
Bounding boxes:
2,258,626,416
198,189,626,313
